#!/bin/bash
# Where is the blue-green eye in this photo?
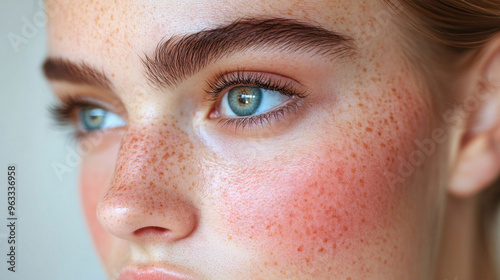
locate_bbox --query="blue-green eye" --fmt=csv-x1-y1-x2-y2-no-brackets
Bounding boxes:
222,86,290,117
79,107,125,132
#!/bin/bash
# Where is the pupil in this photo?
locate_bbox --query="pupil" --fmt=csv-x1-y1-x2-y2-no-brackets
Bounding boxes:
89,115,101,124
238,91,255,105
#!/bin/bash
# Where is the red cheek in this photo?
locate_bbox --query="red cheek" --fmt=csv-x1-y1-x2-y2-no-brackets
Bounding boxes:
218,146,397,263
217,82,429,267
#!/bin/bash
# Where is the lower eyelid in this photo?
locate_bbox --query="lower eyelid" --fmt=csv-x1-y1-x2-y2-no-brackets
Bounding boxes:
215,98,306,131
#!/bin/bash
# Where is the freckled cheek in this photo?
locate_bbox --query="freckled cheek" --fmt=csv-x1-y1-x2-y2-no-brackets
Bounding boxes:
217,146,398,263
216,87,430,265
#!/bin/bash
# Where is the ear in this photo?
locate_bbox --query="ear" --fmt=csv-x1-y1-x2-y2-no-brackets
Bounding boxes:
449,38,500,197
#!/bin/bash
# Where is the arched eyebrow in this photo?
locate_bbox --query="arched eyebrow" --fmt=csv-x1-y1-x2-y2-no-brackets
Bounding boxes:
142,17,356,89
42,18,355,91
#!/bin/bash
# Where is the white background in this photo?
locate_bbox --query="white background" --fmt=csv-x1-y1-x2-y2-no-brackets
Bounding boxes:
0,0,106,279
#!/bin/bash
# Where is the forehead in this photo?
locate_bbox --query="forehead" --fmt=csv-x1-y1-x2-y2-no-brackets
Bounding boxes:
46,0,387,58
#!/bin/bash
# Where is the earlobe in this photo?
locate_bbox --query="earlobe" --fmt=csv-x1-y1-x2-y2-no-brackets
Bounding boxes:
448,39,500,198
449,131,500,197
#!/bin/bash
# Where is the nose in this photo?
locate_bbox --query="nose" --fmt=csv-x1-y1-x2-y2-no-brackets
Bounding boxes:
96,123,199,243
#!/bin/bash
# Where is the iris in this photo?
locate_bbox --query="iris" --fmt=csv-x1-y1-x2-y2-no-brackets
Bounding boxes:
227,87,263,116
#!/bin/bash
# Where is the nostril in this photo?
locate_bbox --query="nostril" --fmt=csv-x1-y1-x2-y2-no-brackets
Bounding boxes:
133,226,170,236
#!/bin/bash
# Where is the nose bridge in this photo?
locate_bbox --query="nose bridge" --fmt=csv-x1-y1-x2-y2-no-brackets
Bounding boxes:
97,120,198,242
116,120,193,178
112,119,194,193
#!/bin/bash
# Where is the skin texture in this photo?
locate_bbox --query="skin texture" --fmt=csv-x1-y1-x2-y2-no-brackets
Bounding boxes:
46,0,455,279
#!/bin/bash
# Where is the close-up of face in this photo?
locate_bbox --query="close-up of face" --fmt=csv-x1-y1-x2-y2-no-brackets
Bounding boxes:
42,0,500,279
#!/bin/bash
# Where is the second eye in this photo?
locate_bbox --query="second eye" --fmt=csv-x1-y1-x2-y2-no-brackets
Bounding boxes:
221,86,291,117
79,107,126,132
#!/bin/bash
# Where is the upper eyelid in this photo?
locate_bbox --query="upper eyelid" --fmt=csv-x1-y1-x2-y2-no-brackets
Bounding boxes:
72,96,126,117
203,70,309,100
206,70,305,89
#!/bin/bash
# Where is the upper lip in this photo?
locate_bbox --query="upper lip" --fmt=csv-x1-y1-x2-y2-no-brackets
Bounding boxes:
117,265,195,280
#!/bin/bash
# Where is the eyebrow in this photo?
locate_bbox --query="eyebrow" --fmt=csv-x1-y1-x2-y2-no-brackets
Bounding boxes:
142,17,355,89
42,18,355,90
42,58,111,90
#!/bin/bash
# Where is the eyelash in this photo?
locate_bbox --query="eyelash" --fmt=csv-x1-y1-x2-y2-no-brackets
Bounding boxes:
49,71,309,138
49,96,108,140
204,70,309,130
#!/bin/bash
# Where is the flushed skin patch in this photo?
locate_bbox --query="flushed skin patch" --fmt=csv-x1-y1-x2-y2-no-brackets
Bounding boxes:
213,78,430,277
47,0,444,279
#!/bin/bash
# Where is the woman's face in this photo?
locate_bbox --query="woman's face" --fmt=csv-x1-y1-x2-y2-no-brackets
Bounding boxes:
46,0,446,279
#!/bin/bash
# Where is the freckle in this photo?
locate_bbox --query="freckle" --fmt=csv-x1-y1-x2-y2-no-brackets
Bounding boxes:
297,246,303,252
365,127,373,132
